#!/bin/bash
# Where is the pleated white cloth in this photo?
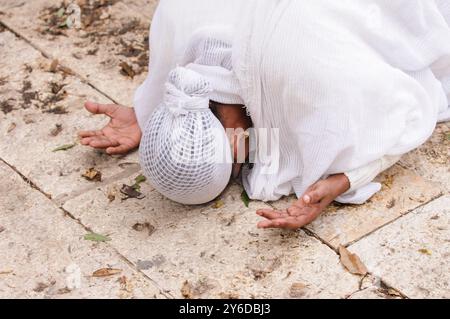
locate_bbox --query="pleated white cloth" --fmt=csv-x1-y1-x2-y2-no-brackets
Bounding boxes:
135,0,450,204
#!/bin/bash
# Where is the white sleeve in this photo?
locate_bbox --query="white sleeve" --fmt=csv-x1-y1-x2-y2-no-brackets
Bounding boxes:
335,155,401,205
344,155,401,193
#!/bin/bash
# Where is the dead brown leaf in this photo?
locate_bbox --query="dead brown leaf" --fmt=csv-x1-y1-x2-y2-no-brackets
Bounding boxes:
339,245,368,276
212,199,224,209
118,275,133,293
92,268,122,277
0,225,4,233
57,287,71,294
50,124,63,136
418,248,432,255
120,184,145,200
49,59,59,73
132,222,156,236
59,65,75,76
45,106,68,114
289,283,309,298
82,168,102,182
7,123,16,133
386,198,396,209
0,270,13,275
181,280,193,299
387,288,402,297
119,61,135,78
33,281,55,292
180,278,214,299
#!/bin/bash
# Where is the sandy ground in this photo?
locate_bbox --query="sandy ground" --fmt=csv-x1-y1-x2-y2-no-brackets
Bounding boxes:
0,0,449,299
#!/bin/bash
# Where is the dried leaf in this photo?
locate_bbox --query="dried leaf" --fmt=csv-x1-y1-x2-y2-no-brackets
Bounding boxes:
289,283,308,298
82,168,102,182
84,232,111,242
0,225,4,233
120,184,145,200
119,61,135,78
132,222,155,236
50,124,63,136
181,280,193,299
33,282,53,292
0,270,13,275
7,122,16,133
118,276,133,293
212,199,224,209
59,65,75,76
92,268,122,277
339,245,368,276
387,288,402,297
241,190,250,207
386,198,396,209
49,59,59,73
57,287,71,294
52,143,76,152
107,193,116,202
418,248,432,255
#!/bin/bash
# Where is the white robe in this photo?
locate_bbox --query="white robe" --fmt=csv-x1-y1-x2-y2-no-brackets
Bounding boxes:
135,0,450,203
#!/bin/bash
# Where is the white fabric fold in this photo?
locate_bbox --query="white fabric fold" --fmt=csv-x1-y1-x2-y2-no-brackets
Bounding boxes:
135,0,450,204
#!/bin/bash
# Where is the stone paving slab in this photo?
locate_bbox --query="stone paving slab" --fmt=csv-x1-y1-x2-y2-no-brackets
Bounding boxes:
63,180,361,298
272,165,443,249
0,161,165,299
348,195,450,299
0,0,156,106
399,122,450,192
0,29,139,202
124,0,159,20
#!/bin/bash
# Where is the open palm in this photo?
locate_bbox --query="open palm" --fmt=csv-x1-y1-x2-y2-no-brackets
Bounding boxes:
79,101,142,155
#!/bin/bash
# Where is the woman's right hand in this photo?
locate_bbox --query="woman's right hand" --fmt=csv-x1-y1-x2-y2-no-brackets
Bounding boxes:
78,101,142,155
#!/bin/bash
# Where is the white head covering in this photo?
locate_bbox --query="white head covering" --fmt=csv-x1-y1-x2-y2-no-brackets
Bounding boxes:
139,67,233,205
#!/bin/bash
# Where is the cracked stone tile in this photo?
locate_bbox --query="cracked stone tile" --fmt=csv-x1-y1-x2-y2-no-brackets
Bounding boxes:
0,161,165,299
272,165,443,249
399,122,450,192
0,30,139,201
63,180,360,298
348,195,450,299
0,0,155,106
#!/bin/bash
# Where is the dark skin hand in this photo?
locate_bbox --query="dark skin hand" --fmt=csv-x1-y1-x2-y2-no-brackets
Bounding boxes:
78,101,142,155
256,174,350,230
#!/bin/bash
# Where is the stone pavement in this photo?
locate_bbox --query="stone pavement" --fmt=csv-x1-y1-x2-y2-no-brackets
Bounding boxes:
0,0,448,299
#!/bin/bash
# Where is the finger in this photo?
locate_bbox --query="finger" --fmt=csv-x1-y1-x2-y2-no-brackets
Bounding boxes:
80,136,110,146
78,130,104,138
257,217,302,230
90,137,118,149
256,209,288,220
106,144,132,155
80,137,95,145
302,187,326,205
84,101,119,118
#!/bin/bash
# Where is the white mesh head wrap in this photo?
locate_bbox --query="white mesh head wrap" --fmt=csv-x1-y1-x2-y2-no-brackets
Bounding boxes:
139,67,233,205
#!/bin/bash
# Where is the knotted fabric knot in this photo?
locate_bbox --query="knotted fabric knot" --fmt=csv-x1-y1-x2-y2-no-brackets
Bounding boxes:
163,67,212,117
